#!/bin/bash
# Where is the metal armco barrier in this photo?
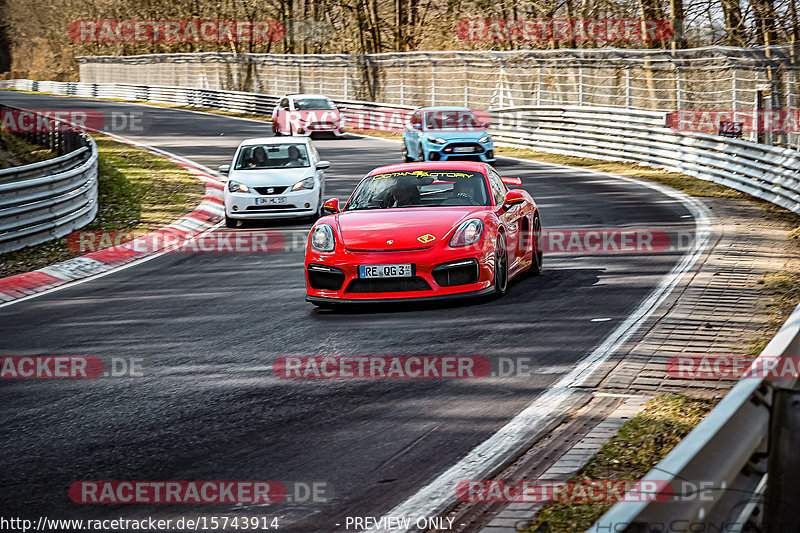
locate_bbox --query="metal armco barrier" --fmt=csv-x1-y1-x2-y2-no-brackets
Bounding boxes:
3,80,800,529
489,106,800,215
589,303,800,533
0,103,99,253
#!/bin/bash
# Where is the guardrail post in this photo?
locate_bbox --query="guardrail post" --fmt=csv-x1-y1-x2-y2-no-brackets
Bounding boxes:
764,387,800,530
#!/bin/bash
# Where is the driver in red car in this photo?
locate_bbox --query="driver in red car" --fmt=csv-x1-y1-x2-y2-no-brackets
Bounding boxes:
390,182,419,207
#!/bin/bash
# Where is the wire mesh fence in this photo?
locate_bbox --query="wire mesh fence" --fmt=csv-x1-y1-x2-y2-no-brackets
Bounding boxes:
76,45,800,147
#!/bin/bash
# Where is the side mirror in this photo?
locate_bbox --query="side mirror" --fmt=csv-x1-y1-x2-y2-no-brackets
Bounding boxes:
501,176,522,187
322,198,340,214
482,122,491,128
317,160,331,170
410,123,422,130
502,189,525,210
218,164,230,174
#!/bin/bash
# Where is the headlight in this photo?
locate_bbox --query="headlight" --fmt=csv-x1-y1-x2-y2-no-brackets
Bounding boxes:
479,134,493,144
292,177,315,191
228,180,250,193
428,137,447,144
449,219,484,247
311,224,335,252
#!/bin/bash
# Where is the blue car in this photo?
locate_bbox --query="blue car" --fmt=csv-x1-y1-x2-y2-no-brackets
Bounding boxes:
402,106,495,164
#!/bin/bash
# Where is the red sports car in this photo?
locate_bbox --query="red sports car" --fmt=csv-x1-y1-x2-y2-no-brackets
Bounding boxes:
304,162,542,306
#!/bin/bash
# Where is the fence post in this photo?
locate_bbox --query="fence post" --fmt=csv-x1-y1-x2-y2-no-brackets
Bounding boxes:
626,68,633,108
764,387,800,530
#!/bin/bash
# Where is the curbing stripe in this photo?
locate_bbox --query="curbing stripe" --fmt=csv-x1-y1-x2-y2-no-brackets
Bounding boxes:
0,137,224,303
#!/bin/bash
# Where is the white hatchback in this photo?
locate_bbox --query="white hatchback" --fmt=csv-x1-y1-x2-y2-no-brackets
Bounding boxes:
220,137,330,227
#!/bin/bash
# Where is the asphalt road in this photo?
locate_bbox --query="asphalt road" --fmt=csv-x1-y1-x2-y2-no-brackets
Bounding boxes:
0,92,696,531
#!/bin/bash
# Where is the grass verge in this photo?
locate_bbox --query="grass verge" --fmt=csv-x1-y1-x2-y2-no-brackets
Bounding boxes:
0,133,205,278
0,131,57,168
524,394,716,532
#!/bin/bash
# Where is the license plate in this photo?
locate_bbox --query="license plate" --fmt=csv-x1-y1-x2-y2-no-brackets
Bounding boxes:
454,146,473,153
359,264,412,278
255,197,287,205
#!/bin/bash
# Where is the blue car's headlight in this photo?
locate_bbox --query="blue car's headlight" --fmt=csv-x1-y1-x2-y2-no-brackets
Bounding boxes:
311,224,335,252
428,137,447,144
479,134,493,144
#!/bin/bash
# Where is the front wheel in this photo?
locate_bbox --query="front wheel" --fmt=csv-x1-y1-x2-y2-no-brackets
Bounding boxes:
225,215,238,228
418,143,425,162
529,213,543,276
494,233,509,296
402,142,413,163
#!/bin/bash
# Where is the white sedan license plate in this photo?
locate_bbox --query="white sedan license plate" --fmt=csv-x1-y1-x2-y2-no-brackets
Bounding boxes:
453,146,473,153
255,196,287,205
359,264,412,278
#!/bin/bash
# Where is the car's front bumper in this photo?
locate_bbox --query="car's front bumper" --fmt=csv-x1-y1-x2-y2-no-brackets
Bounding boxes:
225,188,319,219
425,142,495,163
305,245,496,302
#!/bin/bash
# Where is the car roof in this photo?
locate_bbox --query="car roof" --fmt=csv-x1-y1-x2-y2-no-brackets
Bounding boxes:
238,137,311,147
366,161,488,176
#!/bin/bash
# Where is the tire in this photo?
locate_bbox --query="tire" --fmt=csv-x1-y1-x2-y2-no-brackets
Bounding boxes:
493,233,509,296
418,143,425,162
225,215,238,228
402,142,413,163
529,213,543,276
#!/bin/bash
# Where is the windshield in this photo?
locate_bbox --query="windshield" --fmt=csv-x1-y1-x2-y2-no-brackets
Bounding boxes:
293,98,336,110
345,170,490,210
234,143,310,170
424,110,483,130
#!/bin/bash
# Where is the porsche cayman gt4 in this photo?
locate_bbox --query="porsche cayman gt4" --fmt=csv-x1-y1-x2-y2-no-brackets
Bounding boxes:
305,162,542,306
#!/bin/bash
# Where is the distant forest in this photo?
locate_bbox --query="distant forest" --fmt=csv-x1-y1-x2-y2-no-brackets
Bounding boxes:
1,0,798,79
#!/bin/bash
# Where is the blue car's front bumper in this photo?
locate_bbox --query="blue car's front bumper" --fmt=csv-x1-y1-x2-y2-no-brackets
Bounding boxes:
424,141,495,163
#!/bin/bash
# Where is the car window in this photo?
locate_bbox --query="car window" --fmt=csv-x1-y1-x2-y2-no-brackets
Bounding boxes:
345,170,490,210
234,143,310,170
409,111,421,127
487,168,507,205
423,110,482,130
293,98,336,110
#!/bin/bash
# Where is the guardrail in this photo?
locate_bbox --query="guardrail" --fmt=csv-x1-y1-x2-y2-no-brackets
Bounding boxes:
2,79,800,529
0,103,99,253
589,302,800,532
490,106,800,215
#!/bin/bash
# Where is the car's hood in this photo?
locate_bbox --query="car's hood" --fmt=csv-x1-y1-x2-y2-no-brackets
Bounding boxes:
228,167,313,186
335,207,482,251
422,128,488,142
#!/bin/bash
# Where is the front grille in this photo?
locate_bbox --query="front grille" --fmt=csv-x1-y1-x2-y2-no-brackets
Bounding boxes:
432,259,479,287
444,143,483,154
254,186,288,195
345,277,431,293
308,264,345,291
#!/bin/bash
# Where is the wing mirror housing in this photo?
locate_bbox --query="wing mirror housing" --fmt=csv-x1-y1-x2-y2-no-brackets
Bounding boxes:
218,164,230,175
502,189,526,210
317,160,331,170
322,198,340,214
501,176,522,188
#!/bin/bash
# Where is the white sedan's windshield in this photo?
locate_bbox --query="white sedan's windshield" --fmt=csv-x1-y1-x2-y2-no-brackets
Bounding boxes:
234,144,310,169
293,98,336,110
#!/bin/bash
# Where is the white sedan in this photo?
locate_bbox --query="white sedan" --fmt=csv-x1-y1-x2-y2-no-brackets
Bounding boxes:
220,137,330,227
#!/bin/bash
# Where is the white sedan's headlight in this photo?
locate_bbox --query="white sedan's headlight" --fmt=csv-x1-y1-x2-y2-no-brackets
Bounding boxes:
228,180,250,193
479,134,493,144
311,224,335,252
450,219,484,247
292,177,316,191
